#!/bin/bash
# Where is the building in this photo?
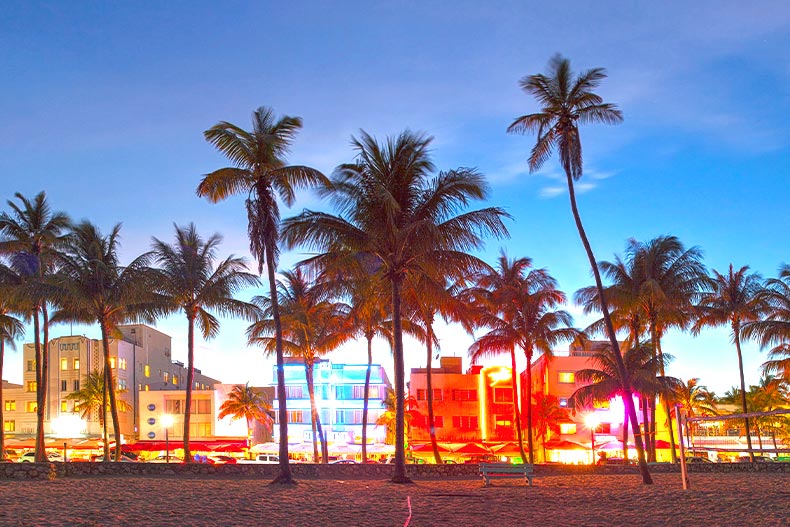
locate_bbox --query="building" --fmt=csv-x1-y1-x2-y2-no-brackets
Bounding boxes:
410,357,519,443
271,358,391,446
1,324,219,441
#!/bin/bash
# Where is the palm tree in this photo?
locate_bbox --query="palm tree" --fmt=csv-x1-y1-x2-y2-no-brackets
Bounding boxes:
149,223,260,462
693,264,768,462
66,369,132,436
218,383,273,444
281,130,509,482
569,342,673,463
51,221,153,460
743,265,790,384
670,378,717,447
508,55,652,483
0,191,70,461
531,392,569,462
746,376,788,450
0,288,24,461
198,106,328,484
247,267,351,463
469,253,578,464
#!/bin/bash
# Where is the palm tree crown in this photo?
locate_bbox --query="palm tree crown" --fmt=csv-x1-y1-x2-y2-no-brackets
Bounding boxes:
217,383,273,442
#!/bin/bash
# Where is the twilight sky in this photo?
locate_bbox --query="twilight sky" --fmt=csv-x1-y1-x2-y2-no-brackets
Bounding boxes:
2,1,789,395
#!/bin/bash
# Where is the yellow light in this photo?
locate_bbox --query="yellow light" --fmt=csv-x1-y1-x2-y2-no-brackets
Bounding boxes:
161,414,174,428
584,412,599,429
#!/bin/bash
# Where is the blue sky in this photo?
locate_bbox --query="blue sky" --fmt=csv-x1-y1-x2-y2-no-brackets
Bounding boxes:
2,1,789,395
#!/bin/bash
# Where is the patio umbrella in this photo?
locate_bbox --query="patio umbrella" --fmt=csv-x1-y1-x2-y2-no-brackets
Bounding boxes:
250,442,279,453
490,442,521,455
330,444,361,454
411,443,451,453
654,439,673,449
597,440,636,451
365,444,395,454
452,442,492,455
543,439,588,451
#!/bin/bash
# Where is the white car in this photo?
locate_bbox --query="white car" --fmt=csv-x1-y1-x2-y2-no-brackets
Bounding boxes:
19,451,64,463
238,454,279,464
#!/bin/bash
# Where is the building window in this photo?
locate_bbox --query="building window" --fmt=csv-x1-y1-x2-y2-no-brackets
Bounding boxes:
61,358,68,370
593,399,610,409
145,384,149,391
416,389,442,401
284,386,303,399
73,380,80,391
452,389,478,401
119,358,127,370
26,381,37,393
144,365,150,377
61,401,68,412
433,415,444,428
560,423,577,434
558,372,575,384
493,388,513,402
27,360,35,372
109,357,116,369
172,375,178,385
4,400,16,411
73,358,80,370
452,415,479,429
165,399,184,414
3,420,14,432
163,372,169,383
559,398,568,408
195,400,211,414
26,401,37,413
287,410,304,424
61,380,67,392
118,379,127,390
595,423,611,434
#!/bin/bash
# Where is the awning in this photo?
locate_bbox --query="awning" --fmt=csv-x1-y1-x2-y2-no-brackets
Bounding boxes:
452,442,492,455
544,439,588,451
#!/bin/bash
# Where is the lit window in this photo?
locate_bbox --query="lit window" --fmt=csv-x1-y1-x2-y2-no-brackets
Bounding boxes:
558,372,575,384
560,423,577,434
4,400,16,411
4,420,15,432
172,375,178,385
26,381,37,393
144,365,150,377
109,357,116,369
74,402,81,412
61,401,68,412
61,358,68,370
26,401,37,413
559,398,568,408
73,358,80,370
145,384,149,392
593,400,610,409
163,372,169,383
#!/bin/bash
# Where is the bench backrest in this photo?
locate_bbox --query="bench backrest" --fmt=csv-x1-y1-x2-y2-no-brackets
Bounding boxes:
479,463,534,473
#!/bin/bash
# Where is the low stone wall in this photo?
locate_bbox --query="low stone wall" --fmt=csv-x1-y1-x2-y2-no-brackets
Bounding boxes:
2,461,788,480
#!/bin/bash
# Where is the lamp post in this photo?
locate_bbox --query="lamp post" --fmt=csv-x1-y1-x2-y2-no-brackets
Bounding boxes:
585,413,599,465
161,414,173,463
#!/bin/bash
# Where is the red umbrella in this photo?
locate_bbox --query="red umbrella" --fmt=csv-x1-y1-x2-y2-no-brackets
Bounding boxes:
490,442,521,455
411,443,451,453
544,439,588,451
654,439,673,449
452,442,492,455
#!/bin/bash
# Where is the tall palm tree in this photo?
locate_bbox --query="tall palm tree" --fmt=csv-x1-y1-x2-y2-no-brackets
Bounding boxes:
507,55,652,483
66,369,132,436
0,287,24,461
198,106,328,483
150,223,260,462
51,221,153,460
247,267,351,463
693,264,768,462
0,191,70,461
743,265,790,384
670,378,717,447
281,130,509,482
469,253,578,464
218,383,273,444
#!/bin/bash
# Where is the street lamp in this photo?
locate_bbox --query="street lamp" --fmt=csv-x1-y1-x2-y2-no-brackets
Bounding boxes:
584,413,600,465
161,414,173,463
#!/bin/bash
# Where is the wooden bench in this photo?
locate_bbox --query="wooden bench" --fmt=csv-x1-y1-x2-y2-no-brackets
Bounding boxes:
479,463,534,487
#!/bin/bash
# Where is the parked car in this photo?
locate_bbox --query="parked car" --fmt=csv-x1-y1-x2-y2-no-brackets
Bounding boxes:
604,457,636,466
2,449,19,462
92,453,138,462
329,459,358,464
207,455,237,465
238,454,279,464
19,451,64,463
147,454,184,463
737,455,774,463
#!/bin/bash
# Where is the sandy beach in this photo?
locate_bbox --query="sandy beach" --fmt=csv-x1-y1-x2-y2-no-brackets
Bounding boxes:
0,472,787,527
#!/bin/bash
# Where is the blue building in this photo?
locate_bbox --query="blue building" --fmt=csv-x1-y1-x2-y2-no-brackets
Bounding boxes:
271,358,392,446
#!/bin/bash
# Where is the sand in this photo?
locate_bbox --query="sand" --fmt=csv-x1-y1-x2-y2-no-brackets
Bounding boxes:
0,472,787,527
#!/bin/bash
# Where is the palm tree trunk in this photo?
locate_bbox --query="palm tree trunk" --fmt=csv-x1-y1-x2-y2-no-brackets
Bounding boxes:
33,307,45,462
0,341,5,461
641,396,650,459
655,337,677,463
564,170,652,484
425,321,442,464
391,275,411,483
510,349,527,463
305,361,320,463
266,249,293,483
361,335,373,463
525,350,534,465
99,322,122,461
622,401,629,462
102,366,109,461
733,326,754,462
183,314,195,463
